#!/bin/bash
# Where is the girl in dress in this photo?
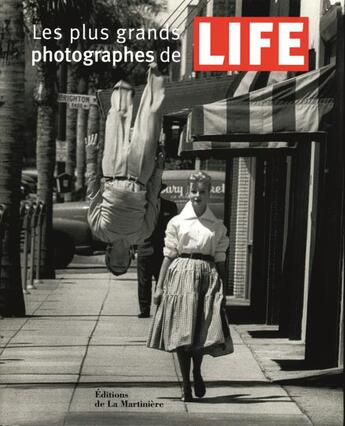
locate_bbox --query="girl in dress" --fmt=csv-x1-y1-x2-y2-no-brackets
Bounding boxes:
147,171,233,402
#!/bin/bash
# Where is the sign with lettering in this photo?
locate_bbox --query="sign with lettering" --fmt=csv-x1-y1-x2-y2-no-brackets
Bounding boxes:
194,17,309,71
57,93,98,109
162,182,225,201
161,176,225,218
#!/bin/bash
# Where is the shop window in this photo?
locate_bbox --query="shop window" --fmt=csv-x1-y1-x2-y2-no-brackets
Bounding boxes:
289,0,301,16
324,40,337,65
241,0,300,17
242,0,270,16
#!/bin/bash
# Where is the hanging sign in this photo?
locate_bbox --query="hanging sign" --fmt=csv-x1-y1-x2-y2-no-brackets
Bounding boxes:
57,93,98,109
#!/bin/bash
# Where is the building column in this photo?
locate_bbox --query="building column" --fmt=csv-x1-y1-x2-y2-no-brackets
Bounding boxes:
279,143,311,338
226,157,253,298
251,154,287,324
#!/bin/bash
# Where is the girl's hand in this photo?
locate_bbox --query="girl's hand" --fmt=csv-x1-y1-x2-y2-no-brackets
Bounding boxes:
153,288,163,306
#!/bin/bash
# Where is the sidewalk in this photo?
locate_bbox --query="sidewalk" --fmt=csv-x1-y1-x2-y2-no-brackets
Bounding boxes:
235,325,343,426
0,261,322,425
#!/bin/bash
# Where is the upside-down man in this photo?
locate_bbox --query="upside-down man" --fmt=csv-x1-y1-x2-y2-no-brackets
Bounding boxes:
85,63,165,275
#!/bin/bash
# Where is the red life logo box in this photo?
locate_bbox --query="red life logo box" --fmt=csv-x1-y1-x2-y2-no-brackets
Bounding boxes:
193,17,309,71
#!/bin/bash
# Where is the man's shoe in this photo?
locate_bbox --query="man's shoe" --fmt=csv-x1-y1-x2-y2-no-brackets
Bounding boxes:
138,312,150,318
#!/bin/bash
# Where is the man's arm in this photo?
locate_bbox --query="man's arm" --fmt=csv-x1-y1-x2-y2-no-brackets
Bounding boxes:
215,262,226,284
85,134,109,241
85,133,102,199
138,150,164,242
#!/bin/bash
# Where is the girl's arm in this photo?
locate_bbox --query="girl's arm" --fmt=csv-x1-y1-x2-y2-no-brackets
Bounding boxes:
153,256,173,305
140,154,164,242
216,261,227,308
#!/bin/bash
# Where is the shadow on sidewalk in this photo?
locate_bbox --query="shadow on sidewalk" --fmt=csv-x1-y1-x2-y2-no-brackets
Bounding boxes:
3,380,284,388
273,359,320,371
162,393,290,404
248,330,286,339
273,369,343,387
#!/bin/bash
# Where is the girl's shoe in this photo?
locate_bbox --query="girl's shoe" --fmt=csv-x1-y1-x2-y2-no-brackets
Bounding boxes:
181,385,193,402
193,370,206,398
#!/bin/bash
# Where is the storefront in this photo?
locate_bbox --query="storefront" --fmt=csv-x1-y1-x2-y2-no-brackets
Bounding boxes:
178,61,343,368
96,7,343,368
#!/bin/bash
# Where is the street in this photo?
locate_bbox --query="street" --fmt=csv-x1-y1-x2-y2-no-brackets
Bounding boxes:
0,259,315,426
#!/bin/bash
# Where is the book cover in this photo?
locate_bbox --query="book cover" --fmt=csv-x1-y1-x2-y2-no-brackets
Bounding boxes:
0,0,343,425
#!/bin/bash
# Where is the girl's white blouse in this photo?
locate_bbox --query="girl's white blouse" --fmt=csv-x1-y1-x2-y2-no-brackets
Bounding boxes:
163,201,229,262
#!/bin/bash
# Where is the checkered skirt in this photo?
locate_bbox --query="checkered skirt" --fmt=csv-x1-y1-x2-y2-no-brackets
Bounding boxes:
147,257,233,357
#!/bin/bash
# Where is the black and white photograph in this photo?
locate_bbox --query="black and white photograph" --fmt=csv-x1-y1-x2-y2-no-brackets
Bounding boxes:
0,0,343,425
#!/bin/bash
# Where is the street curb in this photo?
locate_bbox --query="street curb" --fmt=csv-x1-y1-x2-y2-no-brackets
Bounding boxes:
272,367,344,385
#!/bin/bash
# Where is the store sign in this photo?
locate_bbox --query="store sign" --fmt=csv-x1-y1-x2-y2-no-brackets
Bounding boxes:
57,93,98,109
194,17,309,71
162,181,225,203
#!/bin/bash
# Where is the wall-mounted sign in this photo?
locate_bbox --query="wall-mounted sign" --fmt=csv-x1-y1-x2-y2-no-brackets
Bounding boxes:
57,93,98,109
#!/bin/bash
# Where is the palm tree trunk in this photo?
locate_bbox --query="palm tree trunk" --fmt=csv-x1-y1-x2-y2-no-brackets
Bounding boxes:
97,115,105,176
22,3,57,278
56,56,67,179
76,75,88,193
87,75,100,140
64,64,78,201
0,0,26,316
35,64,56,279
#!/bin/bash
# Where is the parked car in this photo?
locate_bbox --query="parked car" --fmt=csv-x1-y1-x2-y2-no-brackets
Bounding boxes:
21,169,37,199
53,169,225,267
22,169,225,268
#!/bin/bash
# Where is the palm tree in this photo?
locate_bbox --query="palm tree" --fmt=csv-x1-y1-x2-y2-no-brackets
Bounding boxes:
87,74,100,142
23,1,57,278
23,0,95,276
0,0,26,316
64,64,78,201
75,74,89,193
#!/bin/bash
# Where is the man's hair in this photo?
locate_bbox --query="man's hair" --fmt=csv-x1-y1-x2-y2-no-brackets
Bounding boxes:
188,171,212,191
105,243,131,276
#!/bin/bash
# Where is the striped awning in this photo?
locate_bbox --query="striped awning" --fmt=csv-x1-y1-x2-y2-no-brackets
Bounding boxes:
179,64,335,154
97,74,237,123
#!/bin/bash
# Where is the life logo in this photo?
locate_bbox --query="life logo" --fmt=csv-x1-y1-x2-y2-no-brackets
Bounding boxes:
193,17,309,71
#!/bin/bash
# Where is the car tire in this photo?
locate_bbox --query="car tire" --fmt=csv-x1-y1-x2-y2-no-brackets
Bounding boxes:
53,231,75,269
